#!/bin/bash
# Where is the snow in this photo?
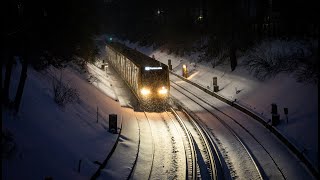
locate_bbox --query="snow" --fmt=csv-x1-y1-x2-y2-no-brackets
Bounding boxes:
120,35,317,178
2,62,127,179
119,38,318,172
2,35,318,179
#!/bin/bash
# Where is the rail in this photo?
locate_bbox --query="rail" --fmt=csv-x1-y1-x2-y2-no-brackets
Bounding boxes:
170,71,319,179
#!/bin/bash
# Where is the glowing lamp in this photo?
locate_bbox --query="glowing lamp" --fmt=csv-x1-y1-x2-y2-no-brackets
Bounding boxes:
141,88,151,95
158,87,168,94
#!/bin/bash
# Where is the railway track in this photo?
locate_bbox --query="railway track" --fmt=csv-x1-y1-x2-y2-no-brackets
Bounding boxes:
128,112,155,180
167,109,197,180
170,73,318,180
170,80,267,179
168,108,222,180
130,108,223,180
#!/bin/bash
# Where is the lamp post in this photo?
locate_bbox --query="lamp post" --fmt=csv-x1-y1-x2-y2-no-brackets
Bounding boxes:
182,64,188,78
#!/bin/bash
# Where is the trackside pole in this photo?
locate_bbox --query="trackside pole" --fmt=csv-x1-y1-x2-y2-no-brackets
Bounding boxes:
213,77,219,92
78,159,82,173
168,59,172,70
109,114,117,134
97,106,99,123
284,108,288,123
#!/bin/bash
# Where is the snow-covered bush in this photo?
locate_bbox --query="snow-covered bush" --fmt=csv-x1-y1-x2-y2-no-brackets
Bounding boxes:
52,74,79,106
243,39,313,80
294,63,318,84
33,51,65,71
69,56,88,74
2,129,16,158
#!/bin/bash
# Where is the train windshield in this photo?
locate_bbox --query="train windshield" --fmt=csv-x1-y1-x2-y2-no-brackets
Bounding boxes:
141,68,168,87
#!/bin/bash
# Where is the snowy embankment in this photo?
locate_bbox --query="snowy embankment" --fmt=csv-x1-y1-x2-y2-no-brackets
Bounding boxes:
2,62,129,179
118,39,318,170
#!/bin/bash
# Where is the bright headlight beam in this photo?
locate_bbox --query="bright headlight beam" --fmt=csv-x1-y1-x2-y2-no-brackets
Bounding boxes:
158,87,168,94
141,88,151,95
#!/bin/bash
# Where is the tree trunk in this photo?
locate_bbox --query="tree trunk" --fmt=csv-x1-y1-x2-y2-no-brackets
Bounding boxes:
230,42,237,71
14,57,28,113
3,55,14,106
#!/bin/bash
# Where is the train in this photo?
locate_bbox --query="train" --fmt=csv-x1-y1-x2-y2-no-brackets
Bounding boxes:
105,41,170,109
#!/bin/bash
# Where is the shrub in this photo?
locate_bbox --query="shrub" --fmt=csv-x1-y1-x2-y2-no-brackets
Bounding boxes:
2,129,16,158
243,39,312,80
52,73,79,106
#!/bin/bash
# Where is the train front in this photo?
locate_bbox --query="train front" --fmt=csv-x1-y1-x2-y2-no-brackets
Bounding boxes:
139,65,170,109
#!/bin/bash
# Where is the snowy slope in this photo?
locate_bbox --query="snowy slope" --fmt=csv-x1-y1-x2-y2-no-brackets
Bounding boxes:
117,38,318,170
2,63,125,179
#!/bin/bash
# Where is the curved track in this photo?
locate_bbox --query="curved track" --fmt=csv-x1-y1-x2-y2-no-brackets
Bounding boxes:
128,112,155,180
167,109,197,180
129,108,223,180
171,80,267,179
169,108,221,180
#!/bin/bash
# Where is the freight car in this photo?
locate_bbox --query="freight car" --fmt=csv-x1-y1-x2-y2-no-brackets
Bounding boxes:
106,41,170,109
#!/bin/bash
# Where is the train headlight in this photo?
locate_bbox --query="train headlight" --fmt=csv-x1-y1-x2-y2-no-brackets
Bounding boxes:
158,86,168,94
141,88,151,96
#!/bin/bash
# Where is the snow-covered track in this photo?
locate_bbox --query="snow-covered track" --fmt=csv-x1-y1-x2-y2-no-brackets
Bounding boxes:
171,81,265,180
170,107,221,180
128,111,155,180
91,123,123,180
132,111,185,179
168,109,197,180
170,72,319,179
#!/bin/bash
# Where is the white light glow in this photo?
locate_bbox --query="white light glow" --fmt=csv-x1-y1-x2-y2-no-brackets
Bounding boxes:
141,88,151,95
145,67,162,71
158,87,168,94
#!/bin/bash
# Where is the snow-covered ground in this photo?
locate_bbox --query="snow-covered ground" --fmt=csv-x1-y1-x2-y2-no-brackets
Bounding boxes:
116,37,318,171
2,61,134,179
2,35,317,179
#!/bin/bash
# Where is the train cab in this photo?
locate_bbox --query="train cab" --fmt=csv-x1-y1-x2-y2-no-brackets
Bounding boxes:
139,65,170,104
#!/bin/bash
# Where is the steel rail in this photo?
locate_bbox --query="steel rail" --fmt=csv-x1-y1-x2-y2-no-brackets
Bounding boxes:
143,112,156,180
181,108,218,180
170,108,197,180
171,81,265,180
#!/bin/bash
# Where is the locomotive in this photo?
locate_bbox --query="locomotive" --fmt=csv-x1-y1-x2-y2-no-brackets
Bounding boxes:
106,41,170,109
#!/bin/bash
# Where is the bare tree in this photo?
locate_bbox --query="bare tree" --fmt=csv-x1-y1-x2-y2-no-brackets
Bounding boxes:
3,52,14,106
14,56,28,112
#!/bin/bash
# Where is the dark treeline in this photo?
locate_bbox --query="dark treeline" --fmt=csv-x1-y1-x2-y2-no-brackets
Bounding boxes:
2,0,101,111
1,0,318,111
2,0,318,64
3,0,101,65
101,0,318,48
100,0,318,72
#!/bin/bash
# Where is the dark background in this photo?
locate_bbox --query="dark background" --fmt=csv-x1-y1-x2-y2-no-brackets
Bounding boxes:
2,0,319,64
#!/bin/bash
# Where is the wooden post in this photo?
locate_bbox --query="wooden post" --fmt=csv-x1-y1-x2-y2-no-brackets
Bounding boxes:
284,108,288,123
78,159,82,173
213,77,217,86
168,59,172,70
109,114,117,133
271,103,278,114
213,85,219,92
96,106,98,123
